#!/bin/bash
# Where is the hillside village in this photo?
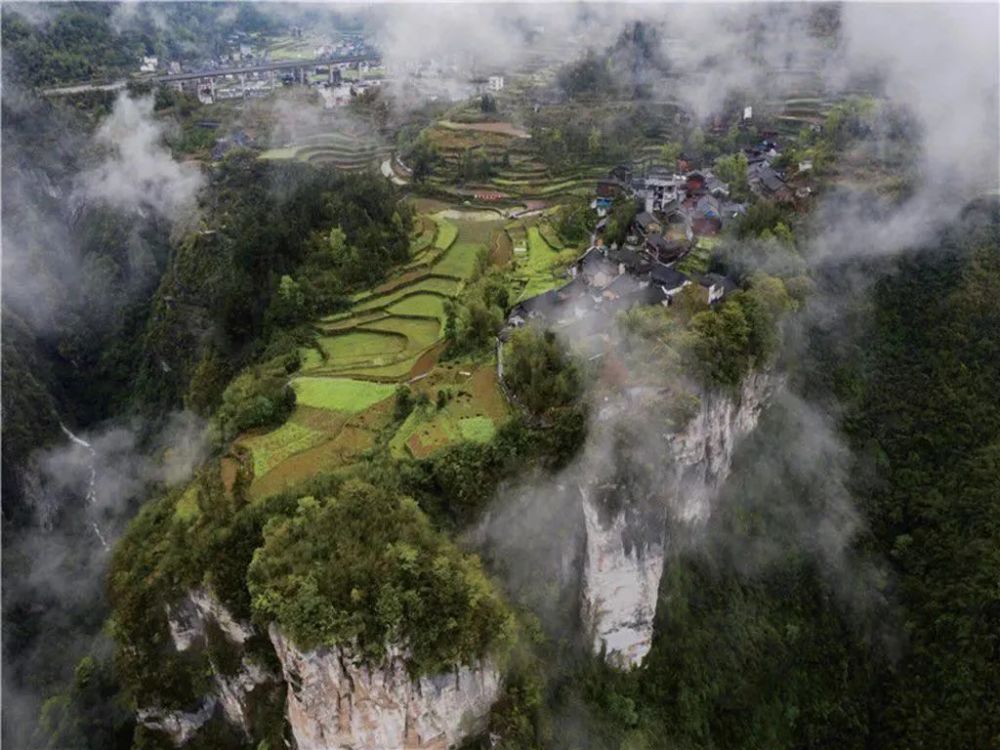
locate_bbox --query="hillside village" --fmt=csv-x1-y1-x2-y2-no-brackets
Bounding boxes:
502,137,801,337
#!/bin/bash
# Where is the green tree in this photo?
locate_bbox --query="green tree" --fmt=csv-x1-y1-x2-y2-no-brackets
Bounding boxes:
505,327,582,416
714,152,749,201
588,126,603,156
266,275,307,327
686,302,752,387
247,481,513,674
659,141,682,168
407,138,439,182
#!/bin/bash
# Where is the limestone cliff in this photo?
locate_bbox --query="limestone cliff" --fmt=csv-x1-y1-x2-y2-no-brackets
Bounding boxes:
581,371,781,667
141,589,501,749
270,626,502,750
139,589,275,744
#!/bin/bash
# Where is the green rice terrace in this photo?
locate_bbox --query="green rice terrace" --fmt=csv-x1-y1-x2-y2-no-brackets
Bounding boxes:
222,202,581,501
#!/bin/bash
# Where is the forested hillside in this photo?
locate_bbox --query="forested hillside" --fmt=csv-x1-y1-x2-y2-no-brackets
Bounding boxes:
543,202,1000,750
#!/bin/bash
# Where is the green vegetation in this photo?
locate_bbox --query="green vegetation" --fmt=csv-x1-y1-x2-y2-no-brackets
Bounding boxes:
352,277,458,311
555,196,596,244
556,205,1000,750
515,227,567,300
242,421,325,478
504,327,582,418
313,331,406,365
389,370,508,459
458,416,497,443
291,378,396,413
604,197,639,249
387,293,448,322
446,269,508,356
435,241,484,279
247,480,513,673
213,368,297,444
684,274,795,388
14,9,995,749
258,132,380,172
713,152,750,201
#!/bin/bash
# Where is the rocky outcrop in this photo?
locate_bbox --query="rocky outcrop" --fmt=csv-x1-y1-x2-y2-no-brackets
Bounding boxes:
166,587,254,651
582,372,781,667
270,626,502,750
140,589,274,744
137,702,216,746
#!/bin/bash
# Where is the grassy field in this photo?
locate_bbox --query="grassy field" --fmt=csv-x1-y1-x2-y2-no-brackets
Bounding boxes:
314,330,407,366
258,131,380,171
363,316,441,351
434,241,482,279
458,416,497,442
352,278,458,313
242,421,326,477
387,293,448,322
515,226,568,300
292,377,397,412
434,218,459,250
389,366,508,458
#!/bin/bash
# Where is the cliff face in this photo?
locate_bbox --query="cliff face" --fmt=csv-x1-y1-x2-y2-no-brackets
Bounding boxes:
142,589,502,749
581,372,781,667
270,626,501,750
140,589,275,744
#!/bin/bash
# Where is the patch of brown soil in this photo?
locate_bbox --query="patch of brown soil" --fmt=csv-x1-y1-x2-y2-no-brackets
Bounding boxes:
488,227,513,267
220,457,239,495
408,342,446,381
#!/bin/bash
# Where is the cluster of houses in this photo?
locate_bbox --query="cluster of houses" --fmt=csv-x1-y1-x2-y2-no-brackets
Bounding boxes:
501,216,737,340
499,139,809,337
596,163,749,254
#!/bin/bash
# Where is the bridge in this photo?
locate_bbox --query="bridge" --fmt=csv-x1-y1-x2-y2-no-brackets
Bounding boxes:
154,53,379,84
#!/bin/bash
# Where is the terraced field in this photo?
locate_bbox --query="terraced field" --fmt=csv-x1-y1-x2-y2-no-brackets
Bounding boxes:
260,131,385,171
514,224,572,301
387,293,448,322
388,366,509,459
235,208,517,496
292,378,397,412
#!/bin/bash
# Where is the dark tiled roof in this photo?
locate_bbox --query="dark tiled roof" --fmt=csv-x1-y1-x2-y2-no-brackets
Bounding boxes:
650,264,690,289
635,211,658,231
699,273,739,294
646,234,685,261
761,171,786,193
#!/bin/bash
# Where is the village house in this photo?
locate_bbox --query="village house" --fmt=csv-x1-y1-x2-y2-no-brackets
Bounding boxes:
650,264,692,298
698,273,738,304
634,211,662,237
645,233,686,263
501,239,739,341
644,172,685,214
749,163,793,202
607,245,652,276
